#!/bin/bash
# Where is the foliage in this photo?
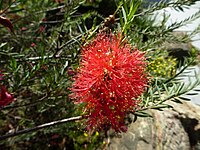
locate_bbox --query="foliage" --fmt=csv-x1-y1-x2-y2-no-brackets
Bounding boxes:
0,0,200,149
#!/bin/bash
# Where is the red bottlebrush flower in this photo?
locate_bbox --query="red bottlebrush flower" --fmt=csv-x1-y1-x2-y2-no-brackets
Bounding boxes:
0,86,15,107
70,33,148,132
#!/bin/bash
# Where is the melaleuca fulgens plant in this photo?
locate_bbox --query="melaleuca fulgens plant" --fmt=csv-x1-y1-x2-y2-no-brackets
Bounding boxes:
70,32,148,132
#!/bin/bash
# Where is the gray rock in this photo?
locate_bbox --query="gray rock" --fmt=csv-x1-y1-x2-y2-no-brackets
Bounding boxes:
107,101,200,150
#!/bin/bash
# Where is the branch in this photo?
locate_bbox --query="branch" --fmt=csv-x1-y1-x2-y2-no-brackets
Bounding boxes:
0,0,16,15
0,94,48,110
0,115,85,141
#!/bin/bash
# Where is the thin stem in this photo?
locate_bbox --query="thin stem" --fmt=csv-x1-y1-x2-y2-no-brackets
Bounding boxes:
0,115,84,141
0,94,48,110
0,0,16,15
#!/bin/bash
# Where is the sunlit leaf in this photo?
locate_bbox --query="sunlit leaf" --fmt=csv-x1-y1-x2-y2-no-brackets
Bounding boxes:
134,111,152,117
151,104,173,109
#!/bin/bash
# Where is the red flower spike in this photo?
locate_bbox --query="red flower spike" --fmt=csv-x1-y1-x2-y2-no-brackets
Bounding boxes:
0,86,15,107
70,33,148,132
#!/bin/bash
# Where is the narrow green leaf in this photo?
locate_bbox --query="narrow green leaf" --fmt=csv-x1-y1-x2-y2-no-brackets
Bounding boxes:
128,0,140,21
176,82,185,93
151,103,173,109
122,0,128,14
134,111,152,117
121,6,127,24
0,0,3,10
178,6,184,12
186,92,199,96
10,57,17,69
163,84,169,95
193,89,200,92
8,8,24,13
179,96,191,101
172,97,183,104
0,42,7,48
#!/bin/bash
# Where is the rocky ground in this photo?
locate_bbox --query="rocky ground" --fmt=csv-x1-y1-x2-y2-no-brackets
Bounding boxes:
107,100,200,150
